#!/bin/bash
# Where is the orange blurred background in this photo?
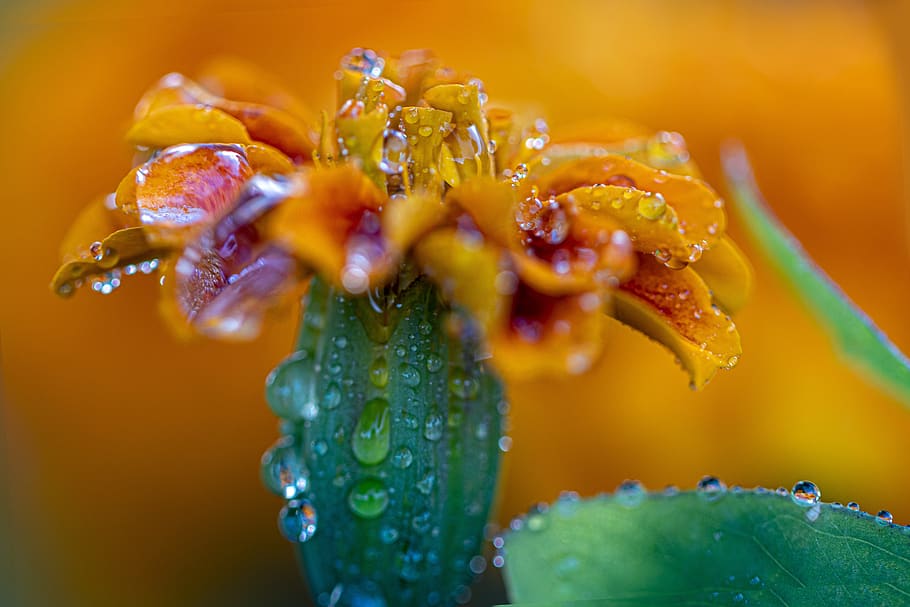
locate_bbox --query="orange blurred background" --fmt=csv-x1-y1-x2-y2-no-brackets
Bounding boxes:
2,1,909,605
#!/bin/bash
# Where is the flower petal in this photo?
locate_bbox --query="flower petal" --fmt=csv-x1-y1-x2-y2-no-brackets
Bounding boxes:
162,175,305,339
531,155,725,263
135,73,314,162
414,227,508,336
613,254,741,388
51,196,169,297
267,166,389,293
490,283,607,379
399,106,453,196
423,83,495,180
126,105,253,149
691,236,753,314
382,193,449,256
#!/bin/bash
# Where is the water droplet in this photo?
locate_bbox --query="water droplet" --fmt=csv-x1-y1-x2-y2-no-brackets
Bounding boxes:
498,436,513,452
847,501,860,511
637,192,666,220
411,510,432,533
877,510,894,525
749,576,761,586
261,437,309,499
380,129,409,175
417,471,435,495
696,476,727,501
615,480,646,507
323,382,342,409
733,592,744,603
400,363,421,387
380,525,399,544
90,269,122,295
391,446,413,469
278,499,318,542
312,439,328,457
424,413,444,441
333,335,348,349
348,478,389,519
266,351,317,421
526,512,547,532
449,368,479,399
352,398,391,465
341,47,385,78
369,356,389,388
426,354,443,373
469,555,487,575
791,480,821,505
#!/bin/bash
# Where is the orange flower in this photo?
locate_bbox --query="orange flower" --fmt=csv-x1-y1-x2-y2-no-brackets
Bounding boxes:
52,48,749,387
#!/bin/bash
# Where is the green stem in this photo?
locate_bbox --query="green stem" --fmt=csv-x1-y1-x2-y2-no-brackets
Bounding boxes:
264,275,505,606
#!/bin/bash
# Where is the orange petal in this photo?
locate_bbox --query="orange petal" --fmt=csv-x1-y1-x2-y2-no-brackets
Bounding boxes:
532,155,725,261
197,58,315,126
115,144,255,246
126,105,252,149
489,282,607,379
414,227,508,335
613,254,741,388
691,236,753,314
267,166,389,293
382,193,449,256
385,49,439,105
135,73,314,163
51,196,169,297
445,178,517,247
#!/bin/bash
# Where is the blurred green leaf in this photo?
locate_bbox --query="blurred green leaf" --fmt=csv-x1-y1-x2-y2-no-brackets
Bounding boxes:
722,144,910,405
501,489,910,606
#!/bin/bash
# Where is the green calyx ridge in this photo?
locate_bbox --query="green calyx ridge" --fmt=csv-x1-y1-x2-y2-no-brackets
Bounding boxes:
265,275,505,607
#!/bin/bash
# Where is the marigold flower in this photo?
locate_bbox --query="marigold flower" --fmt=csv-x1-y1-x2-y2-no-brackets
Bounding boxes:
52,48,749,387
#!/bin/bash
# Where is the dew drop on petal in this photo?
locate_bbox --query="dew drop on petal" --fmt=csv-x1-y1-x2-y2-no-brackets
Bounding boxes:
847,501,861,511
877,510,894,525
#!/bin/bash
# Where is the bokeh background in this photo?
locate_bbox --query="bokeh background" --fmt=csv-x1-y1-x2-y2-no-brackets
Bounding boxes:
2,0,909,605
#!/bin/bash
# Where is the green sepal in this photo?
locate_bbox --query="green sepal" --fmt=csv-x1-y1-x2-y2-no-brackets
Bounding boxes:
265,275,504,606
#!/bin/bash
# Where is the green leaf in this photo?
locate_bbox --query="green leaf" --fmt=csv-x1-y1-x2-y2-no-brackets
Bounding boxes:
501,487,910,606
722,144,910,405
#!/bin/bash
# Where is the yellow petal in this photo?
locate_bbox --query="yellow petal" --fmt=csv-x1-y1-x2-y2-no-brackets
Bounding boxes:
445,178,517,247
414,228,507,335
399,106,453,196
51,196,169,297
613,254,741,388
126,105,252,149
382,194,449,256
691,236,753,314
423,83,494,180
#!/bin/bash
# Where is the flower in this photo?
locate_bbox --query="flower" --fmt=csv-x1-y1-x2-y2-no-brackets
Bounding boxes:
52,48,749,387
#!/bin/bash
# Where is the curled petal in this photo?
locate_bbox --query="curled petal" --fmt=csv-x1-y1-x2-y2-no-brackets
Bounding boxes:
135,73,314,162
267,166,389,293
691,236,753,314
613,254,741,388
162,175,306,339
414,228,508,335
491,282,607,379
126,105,253,149
531,155,725,262
197,58,315,126
51,196,168,296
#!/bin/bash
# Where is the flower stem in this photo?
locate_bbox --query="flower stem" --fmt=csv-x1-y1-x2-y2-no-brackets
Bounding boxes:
265,274,505,606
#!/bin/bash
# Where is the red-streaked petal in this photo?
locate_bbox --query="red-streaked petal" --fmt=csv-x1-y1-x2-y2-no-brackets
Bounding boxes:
613,254,741,388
